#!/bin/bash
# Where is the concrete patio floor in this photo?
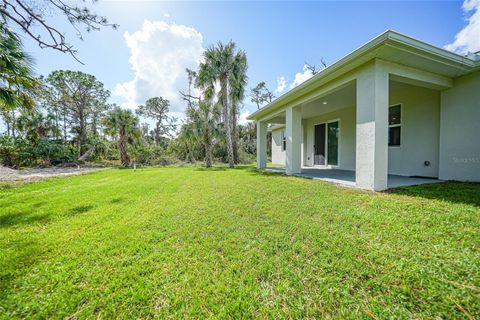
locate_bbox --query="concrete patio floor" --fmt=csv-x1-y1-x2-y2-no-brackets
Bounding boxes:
266,167,443,189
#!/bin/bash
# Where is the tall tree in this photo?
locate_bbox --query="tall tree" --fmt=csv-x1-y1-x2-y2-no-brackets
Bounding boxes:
90,100,110,137
179,69,205,164
185,68,197,110
250,81,275,109
136,97,174,145
0,23,38,133
40,77,70,142
186,92,221,168
196,41,248,168
230,52,248,164
0,0,117,63
103,106,139,167
46,70,110,158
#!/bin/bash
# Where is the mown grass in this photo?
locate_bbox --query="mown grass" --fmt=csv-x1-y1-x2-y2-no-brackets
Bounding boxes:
0,166,479,319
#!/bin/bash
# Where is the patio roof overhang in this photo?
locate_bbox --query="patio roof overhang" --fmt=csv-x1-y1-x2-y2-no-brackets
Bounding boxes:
248,30,480,122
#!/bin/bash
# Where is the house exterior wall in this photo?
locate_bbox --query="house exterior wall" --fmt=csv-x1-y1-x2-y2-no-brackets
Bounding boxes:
294,83,441,177
271,128,285,165
388,83,440,177
271,82,442,177
439,70,480,181
272,125,305,166
270,72,479,182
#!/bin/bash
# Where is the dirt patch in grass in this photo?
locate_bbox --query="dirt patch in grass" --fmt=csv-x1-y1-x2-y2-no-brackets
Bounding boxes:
0,166,106,182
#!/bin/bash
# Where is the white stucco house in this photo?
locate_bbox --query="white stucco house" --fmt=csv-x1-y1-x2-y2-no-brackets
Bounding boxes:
248,30,480,191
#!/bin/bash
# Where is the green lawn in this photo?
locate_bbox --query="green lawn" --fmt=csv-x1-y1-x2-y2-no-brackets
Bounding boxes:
1,166,479,319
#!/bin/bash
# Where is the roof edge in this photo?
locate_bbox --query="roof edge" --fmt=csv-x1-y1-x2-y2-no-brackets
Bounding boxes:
248,30,477,121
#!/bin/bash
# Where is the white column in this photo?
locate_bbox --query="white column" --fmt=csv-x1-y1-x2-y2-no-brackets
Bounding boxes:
355,61,389,191
256,121,267,169
286,106,302,175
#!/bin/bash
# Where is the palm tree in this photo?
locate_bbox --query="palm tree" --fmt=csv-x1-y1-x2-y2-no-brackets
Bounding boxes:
0,23,38,130
230,51,248,163
16,110,59,143
175,121,198,163
186,99,221,167
103,106,139,167
196,41,248,168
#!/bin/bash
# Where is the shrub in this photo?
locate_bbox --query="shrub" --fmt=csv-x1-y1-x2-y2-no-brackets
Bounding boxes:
0,136,30,168
0,137,77,168
32,140,72,166
132,144,178,166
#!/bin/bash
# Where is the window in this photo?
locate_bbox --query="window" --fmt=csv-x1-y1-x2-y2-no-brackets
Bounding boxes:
281,130,286,151
388,104,401,146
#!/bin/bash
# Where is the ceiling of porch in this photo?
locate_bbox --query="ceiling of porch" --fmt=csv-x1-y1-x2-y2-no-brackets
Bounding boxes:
301,82,356,118
262,79,440,124
263,82,356,124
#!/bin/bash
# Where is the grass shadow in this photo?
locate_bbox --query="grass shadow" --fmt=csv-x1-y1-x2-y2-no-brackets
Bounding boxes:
245,166,316,179
248,168,287,177
195,164,258,172
244,167,319,182
68,205,94,216
195,167,228,172
390,181,480,207
0,211,51,229
32,202,45,208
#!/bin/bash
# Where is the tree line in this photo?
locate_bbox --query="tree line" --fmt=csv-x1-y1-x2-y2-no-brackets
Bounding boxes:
1,2,280,169
0,25,265,168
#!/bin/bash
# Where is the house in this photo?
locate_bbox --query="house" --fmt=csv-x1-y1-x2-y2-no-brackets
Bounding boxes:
248,30,480,191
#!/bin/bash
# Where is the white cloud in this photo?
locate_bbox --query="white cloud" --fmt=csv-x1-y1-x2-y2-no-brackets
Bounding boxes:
275,76,287,93
238,111,251,125
114,20,204,116
445,0,480,54
273,65,315,95
289,65,314,89
163,13,170,18
239,111,251,125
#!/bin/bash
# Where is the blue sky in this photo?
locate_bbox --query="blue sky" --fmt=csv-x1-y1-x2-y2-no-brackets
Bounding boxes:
17,0,475,122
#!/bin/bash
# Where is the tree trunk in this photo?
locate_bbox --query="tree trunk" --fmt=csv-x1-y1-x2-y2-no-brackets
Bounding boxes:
5,119,11,137
78,146,95,162
63,106,67,142
53,108,59,140
91,112,98,136
221,80,235,168
231,103,239,164
77,139,82,160
118,128,130,167
204,127,212,168
77,109,86,160
155,123,160,146
11,110,15,138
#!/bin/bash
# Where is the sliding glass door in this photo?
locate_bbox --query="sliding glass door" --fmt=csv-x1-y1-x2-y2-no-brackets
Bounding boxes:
314,124,326,165
327,121,339,166
313,121,339,166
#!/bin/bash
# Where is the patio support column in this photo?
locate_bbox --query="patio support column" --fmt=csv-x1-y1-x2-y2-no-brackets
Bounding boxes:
256,121,267,169
286,105,302,175
355,61,389,191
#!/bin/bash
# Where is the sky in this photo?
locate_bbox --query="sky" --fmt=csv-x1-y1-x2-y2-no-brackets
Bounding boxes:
15,0,480,124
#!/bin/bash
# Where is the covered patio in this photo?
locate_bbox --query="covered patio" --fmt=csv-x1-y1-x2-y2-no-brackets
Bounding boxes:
249,31,462,191
266,167,443,189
